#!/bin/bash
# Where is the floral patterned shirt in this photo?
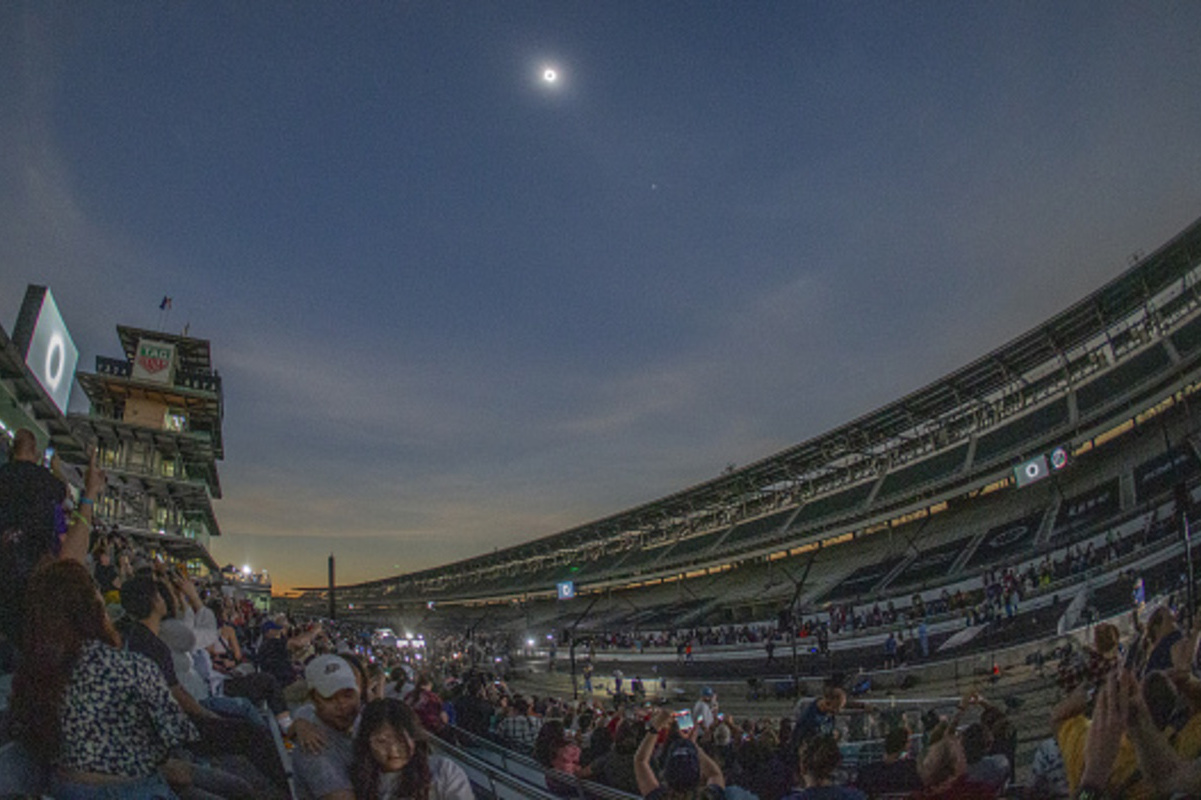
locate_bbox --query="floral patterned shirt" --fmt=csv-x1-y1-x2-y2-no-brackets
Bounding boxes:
57,639,198,777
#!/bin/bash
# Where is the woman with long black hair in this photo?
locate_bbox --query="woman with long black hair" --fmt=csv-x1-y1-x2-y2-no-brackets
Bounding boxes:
8,559,197,799
350,698,472,800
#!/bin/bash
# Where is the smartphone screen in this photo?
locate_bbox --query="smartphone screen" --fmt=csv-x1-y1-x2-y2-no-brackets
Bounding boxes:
674,709,694,732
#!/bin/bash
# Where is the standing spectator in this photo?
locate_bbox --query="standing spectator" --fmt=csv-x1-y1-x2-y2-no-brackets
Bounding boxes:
694,687,718,732
0,435,101,647
791,687,846,753
883,633,898,670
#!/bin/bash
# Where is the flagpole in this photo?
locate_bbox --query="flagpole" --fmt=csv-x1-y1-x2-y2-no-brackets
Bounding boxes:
157,296,173,332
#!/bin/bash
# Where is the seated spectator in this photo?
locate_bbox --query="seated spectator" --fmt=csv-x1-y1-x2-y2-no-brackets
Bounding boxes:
255,619,300,687
452,675,493,737
119,573,290,797
293,654,364,800
405,672,448,737
907,729,997,800
783,734,863,800
365,661,388,703
735,728,792,800
1026,736,1069,799
351,698,471,800
635,708,724,800
534,719,586,797
9,559,197,798
1058,622,1122,694
1060,664,1201,797
961,723,1009,792
91,537,123,595
206,599,244,667
497,695,543,754
854,726,921,798
591,718,644,795
1140,605,1184,677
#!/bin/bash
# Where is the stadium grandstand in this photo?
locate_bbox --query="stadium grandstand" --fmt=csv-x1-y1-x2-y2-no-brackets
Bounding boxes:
291,212,1201,641
259,215,1201,797
3,219,1201,798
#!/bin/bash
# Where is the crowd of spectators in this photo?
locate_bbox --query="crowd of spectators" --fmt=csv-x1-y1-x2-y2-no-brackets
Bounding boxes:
308,587,1201,800
0,431,301,798
563,507,1182,666
7,424,1201,800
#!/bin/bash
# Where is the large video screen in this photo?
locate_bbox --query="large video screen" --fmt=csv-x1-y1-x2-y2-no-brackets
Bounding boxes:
12,286,78,415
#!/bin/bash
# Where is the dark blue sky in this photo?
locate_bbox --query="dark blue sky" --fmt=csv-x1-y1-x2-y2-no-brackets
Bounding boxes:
3,2,1201,591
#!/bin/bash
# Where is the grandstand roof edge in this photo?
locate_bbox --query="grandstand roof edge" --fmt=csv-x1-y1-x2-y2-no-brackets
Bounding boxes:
331,213,1201,591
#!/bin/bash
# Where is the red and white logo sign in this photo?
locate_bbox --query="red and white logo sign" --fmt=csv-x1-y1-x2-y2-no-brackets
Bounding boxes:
131,339,176,385
137,346,171,374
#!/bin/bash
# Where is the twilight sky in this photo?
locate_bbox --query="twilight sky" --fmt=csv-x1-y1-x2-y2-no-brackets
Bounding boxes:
3,2,1201,592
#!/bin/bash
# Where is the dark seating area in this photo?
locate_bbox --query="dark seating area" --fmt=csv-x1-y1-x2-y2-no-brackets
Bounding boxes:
963,509,1047,570
1134,441,1199,503
973,397,1070,466
717,506,796,550
888,537,971,589
651,526,734,568
1170,310,1201,355
576,547,637,579
1050,478,1120,538
820,555,908,602
788,481,875,528
875,443,969,503
1075,343,1173,416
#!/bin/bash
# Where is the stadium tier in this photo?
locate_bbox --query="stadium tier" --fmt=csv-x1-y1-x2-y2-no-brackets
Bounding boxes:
293,214,1201,638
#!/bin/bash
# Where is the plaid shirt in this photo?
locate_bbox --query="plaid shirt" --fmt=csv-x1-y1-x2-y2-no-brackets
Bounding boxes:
497,714,543,754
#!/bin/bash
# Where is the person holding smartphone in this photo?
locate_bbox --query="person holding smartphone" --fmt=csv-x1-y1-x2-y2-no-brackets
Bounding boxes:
635,707,725,800
0,432,102,648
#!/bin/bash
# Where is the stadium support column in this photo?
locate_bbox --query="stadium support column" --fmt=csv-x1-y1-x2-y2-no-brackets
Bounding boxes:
1177,484,1195,629
329,554,336,621
567,594,602,700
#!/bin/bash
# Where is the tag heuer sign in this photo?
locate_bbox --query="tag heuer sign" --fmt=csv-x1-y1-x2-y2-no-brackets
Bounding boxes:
131,339,176,385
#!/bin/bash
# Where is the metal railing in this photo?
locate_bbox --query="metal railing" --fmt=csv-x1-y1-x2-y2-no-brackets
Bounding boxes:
444,726,638,800
95,355,223,394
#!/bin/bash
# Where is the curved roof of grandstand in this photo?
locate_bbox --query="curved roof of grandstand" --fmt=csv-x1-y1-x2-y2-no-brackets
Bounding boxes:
308,213,1201,594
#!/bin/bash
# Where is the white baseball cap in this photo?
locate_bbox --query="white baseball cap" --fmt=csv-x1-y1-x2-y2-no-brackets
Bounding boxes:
305,654,359,699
